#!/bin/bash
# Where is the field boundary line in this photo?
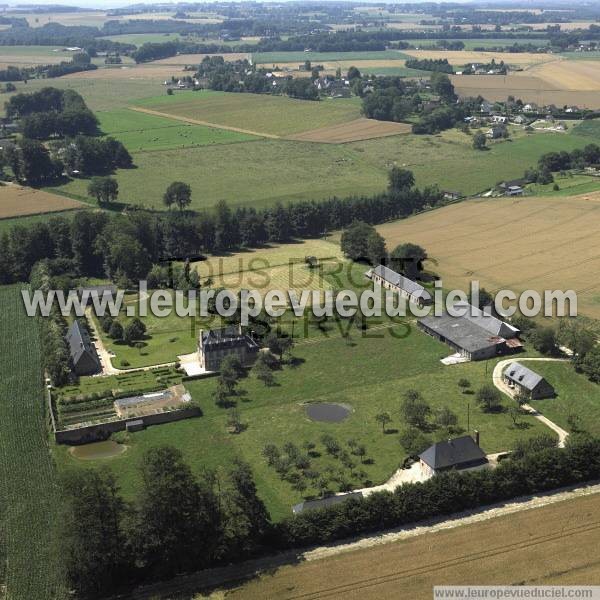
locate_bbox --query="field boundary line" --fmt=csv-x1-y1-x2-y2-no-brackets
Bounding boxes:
128,106,279,139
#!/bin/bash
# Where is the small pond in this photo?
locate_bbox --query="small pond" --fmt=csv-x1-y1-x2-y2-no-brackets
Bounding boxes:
69,441,128,460
305,402,352,423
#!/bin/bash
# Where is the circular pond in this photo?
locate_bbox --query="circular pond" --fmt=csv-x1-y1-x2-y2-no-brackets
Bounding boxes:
69,441,128,461
306,403,351,423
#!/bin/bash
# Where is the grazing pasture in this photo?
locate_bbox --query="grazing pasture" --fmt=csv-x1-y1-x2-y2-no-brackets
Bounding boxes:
289,118,411,143
224,492,600,600
376,193,600,318
133,91,363,137
0,45,73,66
0,286,66,600
98,32,182,46
0,184,84,219
98,108,257,151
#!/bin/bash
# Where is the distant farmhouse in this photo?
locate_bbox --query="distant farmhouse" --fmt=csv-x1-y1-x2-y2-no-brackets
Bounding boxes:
419,434,488,476
66,320,101,376
367,265,433,307
198,325,259,372
503,362,555,400
419,301,522,361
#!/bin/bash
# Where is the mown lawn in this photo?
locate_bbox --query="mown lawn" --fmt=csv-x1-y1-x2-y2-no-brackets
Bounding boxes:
530,362,600,437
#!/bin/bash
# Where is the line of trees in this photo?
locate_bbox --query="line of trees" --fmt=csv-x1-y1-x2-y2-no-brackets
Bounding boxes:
60,435,600,597
405,57,454,74
0,172,443,286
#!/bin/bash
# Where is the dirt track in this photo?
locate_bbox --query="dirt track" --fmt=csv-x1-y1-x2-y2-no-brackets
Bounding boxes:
129,106,279,139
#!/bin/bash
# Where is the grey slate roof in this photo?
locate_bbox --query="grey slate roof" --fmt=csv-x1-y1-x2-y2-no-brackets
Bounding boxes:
371,265,432,302
292,491,364,514
66,321,100,370
504,362,545,391
419,436,487,471
419,312,504,353
454,301,519,339
201,326,259,350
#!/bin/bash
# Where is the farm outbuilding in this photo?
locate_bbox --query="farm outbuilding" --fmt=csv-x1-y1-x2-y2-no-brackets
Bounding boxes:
418,302,521,361
65,320,101,376
503,362,555,400
367,265,433,307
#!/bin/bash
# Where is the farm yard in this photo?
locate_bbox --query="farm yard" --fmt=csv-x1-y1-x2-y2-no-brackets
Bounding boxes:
0,286,66,599
0,184,84,219
376,192,600,319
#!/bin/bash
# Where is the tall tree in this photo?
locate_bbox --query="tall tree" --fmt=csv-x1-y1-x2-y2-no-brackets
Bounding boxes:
60,469,133,599
163,181,192,211
132,446,222,578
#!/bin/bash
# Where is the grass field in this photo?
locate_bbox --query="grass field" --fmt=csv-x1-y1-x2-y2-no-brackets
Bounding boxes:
0,286,66,599
409,37,550,50
0,45,74,66
0,210,79,234
45,125,593,210
0,184,84,219
98,32,182,46
252,50,410,64
526,173,600,197
97,108,257,152
222,492,600,599
133,91,363,136
376,193,600,319
573,119,600,137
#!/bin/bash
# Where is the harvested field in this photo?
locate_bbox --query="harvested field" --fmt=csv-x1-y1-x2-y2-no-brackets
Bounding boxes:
226,491,600,599
151,52,249,65
451,74,600,108
0,184,84,219
376,193,600,318
194,239,342,296
526,60,600,90
404,49,552,66
64,64,186,80
289,118,411,143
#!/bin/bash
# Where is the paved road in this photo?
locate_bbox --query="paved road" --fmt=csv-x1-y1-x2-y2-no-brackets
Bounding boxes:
492,357,570,447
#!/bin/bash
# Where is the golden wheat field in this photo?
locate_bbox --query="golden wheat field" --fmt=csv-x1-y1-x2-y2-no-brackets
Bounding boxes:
376,193,600,318
525,60,600,91
0,185,84,219
224,492,600,600
404,49,552,66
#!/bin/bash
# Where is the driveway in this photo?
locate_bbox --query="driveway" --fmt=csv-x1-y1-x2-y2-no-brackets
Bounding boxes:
492,357,570,447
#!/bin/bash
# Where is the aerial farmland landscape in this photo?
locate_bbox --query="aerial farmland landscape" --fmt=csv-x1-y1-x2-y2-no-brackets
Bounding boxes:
1,1,600,599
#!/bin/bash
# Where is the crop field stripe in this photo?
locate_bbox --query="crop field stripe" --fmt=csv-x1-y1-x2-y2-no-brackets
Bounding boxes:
284,519,600,600
0,286,66,599
129,106,278,139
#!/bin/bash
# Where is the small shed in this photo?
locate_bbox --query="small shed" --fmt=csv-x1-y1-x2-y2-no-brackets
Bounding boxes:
126,419,145,432
503,362,555,399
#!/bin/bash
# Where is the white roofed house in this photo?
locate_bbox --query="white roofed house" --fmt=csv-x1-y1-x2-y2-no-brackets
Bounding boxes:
367,265,433,308
503,362,555,400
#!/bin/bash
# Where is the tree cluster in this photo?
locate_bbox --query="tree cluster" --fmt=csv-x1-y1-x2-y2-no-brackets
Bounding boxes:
405,58,454,74
60,447,270,598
